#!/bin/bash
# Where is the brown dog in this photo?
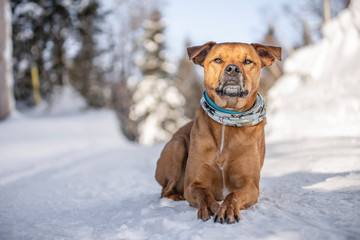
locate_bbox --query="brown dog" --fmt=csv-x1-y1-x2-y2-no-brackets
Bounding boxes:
155,42,281,223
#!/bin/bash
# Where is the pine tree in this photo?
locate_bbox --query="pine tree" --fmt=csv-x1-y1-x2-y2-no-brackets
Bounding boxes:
69,0,107,108
11,0,73,107
111,0,152,142
174,40,203,120
11,0,107,109
130,10,188,145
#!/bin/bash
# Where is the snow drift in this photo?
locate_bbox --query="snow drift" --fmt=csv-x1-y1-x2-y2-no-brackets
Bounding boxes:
267,1,360,140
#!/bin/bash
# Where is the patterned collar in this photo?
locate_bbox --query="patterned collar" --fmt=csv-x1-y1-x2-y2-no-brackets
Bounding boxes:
200,90,266,127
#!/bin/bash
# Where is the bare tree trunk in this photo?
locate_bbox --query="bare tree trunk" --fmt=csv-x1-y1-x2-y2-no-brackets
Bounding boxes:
0,0,14,120
110,0,153,141
323,0,331,23
112,70,138,141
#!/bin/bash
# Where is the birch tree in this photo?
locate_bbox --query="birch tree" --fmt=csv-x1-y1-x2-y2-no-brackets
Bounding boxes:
0,0,14,120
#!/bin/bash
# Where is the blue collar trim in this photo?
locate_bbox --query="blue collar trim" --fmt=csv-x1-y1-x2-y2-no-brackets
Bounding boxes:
200,91,266,127
204,90,246,114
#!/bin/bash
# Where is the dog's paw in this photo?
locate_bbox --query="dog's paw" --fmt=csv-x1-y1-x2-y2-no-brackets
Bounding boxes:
197,202,219,222
214,201,240,224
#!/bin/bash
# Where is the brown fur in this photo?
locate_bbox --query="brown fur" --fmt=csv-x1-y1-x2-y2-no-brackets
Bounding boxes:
155,42,281,223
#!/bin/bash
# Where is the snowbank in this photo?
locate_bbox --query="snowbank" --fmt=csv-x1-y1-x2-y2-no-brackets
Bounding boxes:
28,84,87,116
267,1,360,140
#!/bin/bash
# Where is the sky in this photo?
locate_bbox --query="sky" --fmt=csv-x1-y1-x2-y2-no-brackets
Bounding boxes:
102,0,302,62
163,0,292,59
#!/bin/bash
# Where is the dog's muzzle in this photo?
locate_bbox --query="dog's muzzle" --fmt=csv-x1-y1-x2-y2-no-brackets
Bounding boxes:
215,64,248,98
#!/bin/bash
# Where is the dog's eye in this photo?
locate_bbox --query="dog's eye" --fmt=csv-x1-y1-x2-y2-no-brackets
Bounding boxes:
244,59,253,64
213,58,223,64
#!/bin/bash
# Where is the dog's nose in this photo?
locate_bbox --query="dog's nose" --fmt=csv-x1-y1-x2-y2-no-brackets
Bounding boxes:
225,64,241,76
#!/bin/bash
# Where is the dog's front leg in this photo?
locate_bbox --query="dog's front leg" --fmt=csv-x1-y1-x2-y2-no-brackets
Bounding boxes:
214,180,259,223
184,161,220,221
190,185,220,221
214,150,261,224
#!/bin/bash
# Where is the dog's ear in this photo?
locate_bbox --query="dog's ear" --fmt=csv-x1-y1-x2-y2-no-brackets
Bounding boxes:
251,43,282,67
187,41,216,66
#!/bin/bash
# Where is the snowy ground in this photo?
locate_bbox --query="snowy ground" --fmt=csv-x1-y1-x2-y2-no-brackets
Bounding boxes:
0,110,359,240
1,3,360,238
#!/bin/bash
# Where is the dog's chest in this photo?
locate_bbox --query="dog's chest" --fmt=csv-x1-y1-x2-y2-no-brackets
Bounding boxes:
215,125,230,197
215,125,227,168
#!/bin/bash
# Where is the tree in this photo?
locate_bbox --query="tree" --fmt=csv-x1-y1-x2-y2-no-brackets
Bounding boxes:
112,70,138,141
258,27,283,98
257,0,350,97
0,0,14,119
111,0,154,141
11,0,74,107
174,40,203,120
11,0,109,110
281,0,350,49
130,10,188,145
69,0,108,108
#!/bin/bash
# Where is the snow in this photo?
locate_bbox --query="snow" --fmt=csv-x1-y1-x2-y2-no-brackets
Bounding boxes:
0,110,359,239
130,76,188,145
13,2,44,19
267,1,360,140
1,2,360,240
143,39,159,52
28,84,87,116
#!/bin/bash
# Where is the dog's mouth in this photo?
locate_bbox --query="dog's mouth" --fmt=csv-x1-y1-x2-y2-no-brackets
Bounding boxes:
215,79,249,98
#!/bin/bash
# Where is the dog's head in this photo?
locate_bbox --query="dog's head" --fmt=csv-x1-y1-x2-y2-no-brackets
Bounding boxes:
187,42,281,110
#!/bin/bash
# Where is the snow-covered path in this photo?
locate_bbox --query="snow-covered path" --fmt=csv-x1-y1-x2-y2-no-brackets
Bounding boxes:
0,111,359,240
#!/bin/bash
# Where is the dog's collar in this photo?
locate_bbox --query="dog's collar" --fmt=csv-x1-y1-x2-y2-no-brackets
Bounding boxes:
200,90,266,127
